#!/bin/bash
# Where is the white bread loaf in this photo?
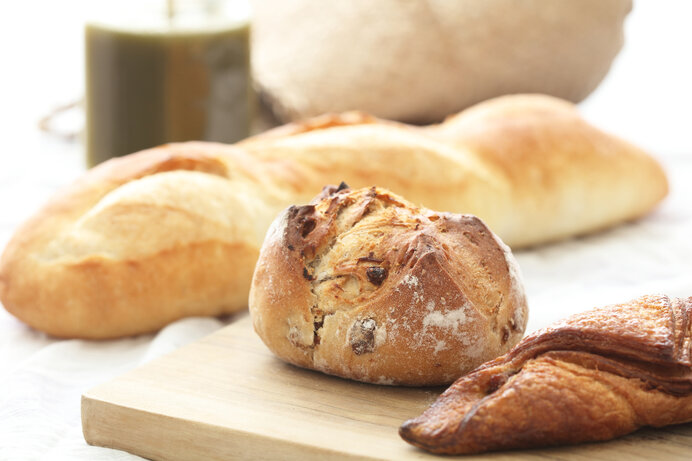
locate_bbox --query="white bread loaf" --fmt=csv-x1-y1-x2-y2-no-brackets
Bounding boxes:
0,95,667,338
249,185,528,386
252,0,632,123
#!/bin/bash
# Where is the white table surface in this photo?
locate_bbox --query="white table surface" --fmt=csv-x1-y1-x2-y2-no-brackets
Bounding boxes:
1,2,691,460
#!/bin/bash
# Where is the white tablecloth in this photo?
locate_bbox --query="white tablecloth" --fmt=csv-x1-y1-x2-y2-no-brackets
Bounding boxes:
1,2,691,460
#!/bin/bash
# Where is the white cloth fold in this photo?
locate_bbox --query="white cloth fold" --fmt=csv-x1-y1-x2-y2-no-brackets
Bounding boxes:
0,316,227,460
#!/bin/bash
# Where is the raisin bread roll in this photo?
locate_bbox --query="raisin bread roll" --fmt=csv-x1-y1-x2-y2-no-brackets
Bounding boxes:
249,185,528,386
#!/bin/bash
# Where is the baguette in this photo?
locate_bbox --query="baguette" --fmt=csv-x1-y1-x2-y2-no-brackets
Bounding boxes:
0,95,668,338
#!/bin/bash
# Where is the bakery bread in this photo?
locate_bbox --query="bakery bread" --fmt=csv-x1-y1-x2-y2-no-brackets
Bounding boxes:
252,0,631,123
249,185,528,386
0,95,668,338
243,95,668,248
399,294,692,454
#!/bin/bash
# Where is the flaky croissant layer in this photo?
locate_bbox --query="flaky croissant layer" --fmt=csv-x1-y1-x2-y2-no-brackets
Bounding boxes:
399,294,692,454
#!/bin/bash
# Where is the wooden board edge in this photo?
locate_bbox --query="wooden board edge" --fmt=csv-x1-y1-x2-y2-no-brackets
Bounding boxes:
81,392,390,461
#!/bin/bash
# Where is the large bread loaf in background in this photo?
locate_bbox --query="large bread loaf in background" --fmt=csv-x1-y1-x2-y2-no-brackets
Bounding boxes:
0,95,667,338
252,0,632,123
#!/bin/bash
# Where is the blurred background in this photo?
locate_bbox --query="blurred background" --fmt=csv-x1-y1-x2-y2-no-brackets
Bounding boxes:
0,1,691,458
0,2,690,174
1,1,690,245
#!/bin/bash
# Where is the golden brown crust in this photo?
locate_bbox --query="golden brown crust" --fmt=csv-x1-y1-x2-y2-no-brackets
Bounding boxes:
249,185,528,386
0,95,668,338
425,95,669,245
0,144,268,338
399,295,692,454
240,111,381,141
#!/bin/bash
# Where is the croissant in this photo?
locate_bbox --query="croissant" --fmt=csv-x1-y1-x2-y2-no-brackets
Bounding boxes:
0,95,668,338
399,294,692,454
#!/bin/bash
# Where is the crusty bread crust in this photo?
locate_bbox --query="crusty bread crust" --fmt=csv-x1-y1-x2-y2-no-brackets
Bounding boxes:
0,95,668,338
249,185,528,386
0,146,265,338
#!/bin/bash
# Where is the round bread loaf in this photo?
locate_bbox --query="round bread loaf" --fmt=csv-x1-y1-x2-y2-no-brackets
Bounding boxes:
252,0,631,123
249,185,528,386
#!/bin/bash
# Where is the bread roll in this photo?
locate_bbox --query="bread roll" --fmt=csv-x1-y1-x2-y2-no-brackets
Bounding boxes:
252,0,631,123
400,295,692,454
0,95,667,338
249,185,528,386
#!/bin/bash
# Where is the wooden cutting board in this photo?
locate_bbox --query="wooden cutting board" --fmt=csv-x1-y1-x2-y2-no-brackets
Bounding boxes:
82,313,692,460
